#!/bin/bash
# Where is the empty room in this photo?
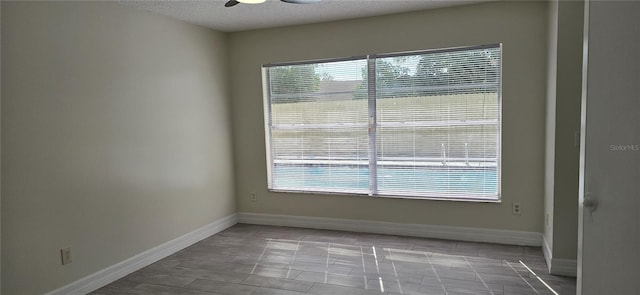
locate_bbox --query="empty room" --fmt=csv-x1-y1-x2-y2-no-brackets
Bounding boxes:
1,0,638,294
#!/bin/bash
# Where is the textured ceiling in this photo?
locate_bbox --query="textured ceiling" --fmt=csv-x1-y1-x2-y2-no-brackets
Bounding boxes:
121,0,486,32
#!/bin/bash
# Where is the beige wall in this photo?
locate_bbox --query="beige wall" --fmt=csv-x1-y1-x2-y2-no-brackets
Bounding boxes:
1,2,235,294
544,0,583,266
551,0,583,261
545,0,560,253
229,1,549,232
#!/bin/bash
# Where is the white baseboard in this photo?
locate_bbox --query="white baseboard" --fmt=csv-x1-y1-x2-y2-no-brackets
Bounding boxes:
542,236,577,277
45,213,238,295
238,212,542,246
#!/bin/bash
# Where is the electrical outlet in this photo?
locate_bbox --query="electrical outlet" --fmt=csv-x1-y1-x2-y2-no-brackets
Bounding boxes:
512,202,522,215
250,192,257,202
61,247,73,265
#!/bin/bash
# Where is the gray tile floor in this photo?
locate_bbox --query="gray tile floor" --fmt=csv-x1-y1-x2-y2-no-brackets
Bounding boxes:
91,224,576,295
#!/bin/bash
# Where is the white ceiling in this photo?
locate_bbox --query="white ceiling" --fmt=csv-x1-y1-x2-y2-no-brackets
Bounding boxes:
121,0,486,32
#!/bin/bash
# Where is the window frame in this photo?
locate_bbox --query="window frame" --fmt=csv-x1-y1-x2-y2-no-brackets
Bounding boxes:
262,44,502,202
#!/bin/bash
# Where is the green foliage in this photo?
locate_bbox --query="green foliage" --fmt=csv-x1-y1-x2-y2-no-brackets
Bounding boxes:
353,68,368,100
269,65,321,103
319,72,334,81
353,48,500,99
414,49,500,95
377,58,417,98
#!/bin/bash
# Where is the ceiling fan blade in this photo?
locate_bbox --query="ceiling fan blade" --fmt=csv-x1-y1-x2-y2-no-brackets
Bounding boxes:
225,0,240,7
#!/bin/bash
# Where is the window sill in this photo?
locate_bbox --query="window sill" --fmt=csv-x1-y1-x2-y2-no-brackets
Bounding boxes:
267,188,501,203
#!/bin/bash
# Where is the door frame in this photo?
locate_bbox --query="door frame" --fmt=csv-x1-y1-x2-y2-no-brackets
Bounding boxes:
576,0,590,293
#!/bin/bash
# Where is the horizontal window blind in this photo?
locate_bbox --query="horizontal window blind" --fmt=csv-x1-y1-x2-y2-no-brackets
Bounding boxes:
266,59,370,194
264,44,501,200
375,47,500,199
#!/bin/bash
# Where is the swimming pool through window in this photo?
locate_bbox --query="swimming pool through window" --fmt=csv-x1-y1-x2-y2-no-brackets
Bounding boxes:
262,44,502,201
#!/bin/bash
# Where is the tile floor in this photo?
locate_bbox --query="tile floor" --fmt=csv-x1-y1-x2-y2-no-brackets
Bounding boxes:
91,224,576,295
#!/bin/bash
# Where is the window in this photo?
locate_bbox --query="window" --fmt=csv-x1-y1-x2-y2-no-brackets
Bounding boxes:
263,44,501,201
